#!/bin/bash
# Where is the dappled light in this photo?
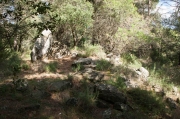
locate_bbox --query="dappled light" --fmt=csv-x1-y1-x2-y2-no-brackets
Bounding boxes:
1,0,180,118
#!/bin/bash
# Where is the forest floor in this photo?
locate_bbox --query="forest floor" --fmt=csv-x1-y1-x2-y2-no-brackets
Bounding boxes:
0,56,112,119
0,56,180,119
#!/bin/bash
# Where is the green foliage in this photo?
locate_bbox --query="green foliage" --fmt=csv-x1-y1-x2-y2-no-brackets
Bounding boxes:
49,0,93,46
21,63,29,70
0,52,22,76
84,44,106,58
122,53,137,64
72,64,85,72
96,59,113,71
0,84,12,96
73,80,98,108
128,88,165,114
44,61,58,73
106,76,126,90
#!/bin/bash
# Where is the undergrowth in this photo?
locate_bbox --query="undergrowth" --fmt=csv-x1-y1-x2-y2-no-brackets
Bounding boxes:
96,59,113,71
127,88,166,115
43,61,58,73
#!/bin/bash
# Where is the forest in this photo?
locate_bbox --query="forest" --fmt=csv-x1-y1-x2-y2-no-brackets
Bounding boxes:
1,0,180,118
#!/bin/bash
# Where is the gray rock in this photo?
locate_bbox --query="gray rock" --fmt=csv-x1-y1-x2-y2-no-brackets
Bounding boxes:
71,52,78,58
54,52,63,59
48,80,72,92
113,102,128,111
72,58,92,66
136,67,149,80
66,97,78,106
13,78,28,91
110,55,121,66
83,68,104,82
95,83,127,104
31,29,53,62
166,97,177,109
125,81,137,88
103,108,111,119
96,100,111,108
31,90,51,99
19,104,40,112
106,53,113,58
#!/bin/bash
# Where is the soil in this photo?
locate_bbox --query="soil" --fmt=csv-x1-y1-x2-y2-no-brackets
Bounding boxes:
0,56,179,119
0,56,109,119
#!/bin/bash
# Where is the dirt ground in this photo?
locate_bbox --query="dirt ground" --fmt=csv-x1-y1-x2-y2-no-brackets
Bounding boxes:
0,56,109,119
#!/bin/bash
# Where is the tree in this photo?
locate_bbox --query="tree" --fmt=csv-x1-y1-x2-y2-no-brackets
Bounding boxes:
46,0,93,47
91,0,151,55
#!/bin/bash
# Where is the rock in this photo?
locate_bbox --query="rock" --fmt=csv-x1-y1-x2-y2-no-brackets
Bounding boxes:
48,80,72,92
113,102,128,111
125,80,137,88
135,67,149,80
103,108,111,119
83,68,104,82
41,29,52,37
106,53,113,58
54,52,63,59
96,100,111,108
110,55,122,66
66,97,78,106
13,78,28,91
71,52,78,58
31,29,53,62
72,58,92,67
19,104,40,112
95,83,127,104
166,97,177,109
172,86,179,95
31,90,51,99
31,89,44,99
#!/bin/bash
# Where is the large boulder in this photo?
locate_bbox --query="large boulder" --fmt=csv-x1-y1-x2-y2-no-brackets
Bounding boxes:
48,80,72,92
31,29,53,62
95,83,127,104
